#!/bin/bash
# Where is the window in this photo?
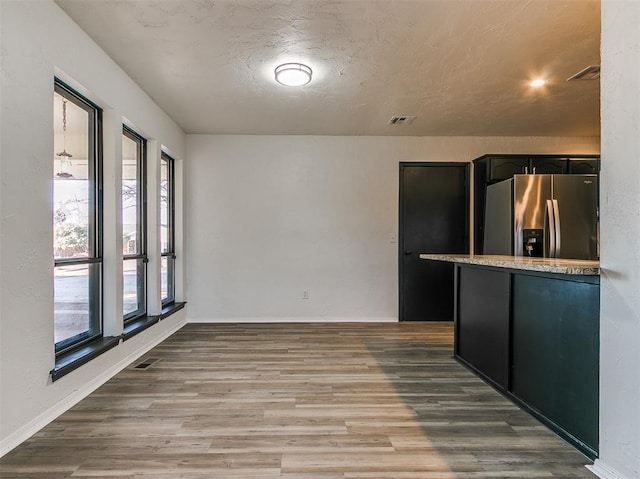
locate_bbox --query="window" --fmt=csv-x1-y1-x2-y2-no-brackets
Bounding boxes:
160,153,175,305
53,79,102,354
122,127,147,322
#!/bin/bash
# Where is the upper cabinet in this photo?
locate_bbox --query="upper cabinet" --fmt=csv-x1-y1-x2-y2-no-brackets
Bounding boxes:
568,158,601,175
483,155,575,183
486,157,529,182
530,157,568,175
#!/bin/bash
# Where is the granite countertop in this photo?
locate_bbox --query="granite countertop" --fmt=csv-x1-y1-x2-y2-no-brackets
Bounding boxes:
419,254,600,275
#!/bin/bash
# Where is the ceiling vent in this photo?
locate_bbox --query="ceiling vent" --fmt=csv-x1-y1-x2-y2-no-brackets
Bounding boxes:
388,116,416,125
566,65,600,81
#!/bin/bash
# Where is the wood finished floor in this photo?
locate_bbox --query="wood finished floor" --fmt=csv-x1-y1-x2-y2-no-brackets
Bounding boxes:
0,322,597,478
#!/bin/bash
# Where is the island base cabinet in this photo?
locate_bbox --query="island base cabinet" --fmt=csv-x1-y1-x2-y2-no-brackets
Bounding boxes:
511,274,599,456
457,266,510,389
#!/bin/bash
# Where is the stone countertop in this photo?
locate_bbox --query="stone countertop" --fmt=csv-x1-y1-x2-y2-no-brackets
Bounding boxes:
419,254,600,275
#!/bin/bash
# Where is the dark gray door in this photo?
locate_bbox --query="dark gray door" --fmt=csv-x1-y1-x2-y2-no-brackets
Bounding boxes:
399,163,469,321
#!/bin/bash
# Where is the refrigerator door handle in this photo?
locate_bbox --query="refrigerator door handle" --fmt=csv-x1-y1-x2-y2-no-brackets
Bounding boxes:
552,199,561,258
546,199,556,257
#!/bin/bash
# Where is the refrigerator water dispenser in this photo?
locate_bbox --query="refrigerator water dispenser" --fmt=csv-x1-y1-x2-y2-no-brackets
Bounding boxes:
523,229,543,257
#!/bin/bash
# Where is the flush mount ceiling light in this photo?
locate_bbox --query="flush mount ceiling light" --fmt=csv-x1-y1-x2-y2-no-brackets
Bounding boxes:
274,63,312,87
530,79,546,87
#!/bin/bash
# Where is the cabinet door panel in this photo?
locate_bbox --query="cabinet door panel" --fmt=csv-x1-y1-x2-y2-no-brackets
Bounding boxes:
488,157,527,182
530,157,568,174
473,158,488,254
568,159,600,174
511,274,599,453
457,266,510,389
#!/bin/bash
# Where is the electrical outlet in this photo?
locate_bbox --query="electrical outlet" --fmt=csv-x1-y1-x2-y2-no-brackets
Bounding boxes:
302,290,309,300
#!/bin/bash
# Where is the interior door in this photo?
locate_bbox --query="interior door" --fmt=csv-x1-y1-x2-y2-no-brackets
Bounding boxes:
399,162,469,321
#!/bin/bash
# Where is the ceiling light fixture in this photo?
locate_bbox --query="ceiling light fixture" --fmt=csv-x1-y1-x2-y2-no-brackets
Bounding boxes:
530,79,546,87
275,63,312,87
55,98,74,179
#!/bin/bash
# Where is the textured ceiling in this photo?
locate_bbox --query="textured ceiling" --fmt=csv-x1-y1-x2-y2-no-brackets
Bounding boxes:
55,0,601,137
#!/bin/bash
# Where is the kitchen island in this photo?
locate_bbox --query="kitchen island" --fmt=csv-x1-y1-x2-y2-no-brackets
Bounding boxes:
420,254,599,459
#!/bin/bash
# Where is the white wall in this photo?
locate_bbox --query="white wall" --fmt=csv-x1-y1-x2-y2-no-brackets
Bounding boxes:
0,1,186,455
2,0,624,468
186,135,599,322
593,1,640,478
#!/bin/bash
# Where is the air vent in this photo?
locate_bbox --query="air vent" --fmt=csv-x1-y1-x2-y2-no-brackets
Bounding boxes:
566,65,600,81
130,357,161,370
388,116,416,125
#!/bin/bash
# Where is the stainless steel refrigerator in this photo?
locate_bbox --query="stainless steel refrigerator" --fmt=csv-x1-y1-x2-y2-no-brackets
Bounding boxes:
483,174,599,260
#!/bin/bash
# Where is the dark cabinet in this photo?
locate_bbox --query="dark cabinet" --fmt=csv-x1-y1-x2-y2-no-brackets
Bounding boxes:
487,157,529,182
457,266,510,390
484,156,569,183
530,157,567,174
454,263,600,459
569,158,600,174
511,273,599,456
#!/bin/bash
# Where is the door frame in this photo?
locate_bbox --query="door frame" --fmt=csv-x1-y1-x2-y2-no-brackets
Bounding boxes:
398,162,470,321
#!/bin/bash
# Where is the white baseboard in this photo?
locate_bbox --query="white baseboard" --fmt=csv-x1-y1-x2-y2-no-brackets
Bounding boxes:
587,459,633,479
0,318,187,458
187,316,398,323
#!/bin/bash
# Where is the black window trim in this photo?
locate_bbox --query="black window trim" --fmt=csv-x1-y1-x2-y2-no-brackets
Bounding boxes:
51,301,186,381
122,125,148,323
50,82,187,382
53,78,104,357
161,152,176,305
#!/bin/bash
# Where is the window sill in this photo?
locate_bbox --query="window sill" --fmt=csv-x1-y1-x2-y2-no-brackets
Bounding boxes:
50,302,185,381
160,301,186,318
123,302,185,341
122,315,161,341
51,336,120,382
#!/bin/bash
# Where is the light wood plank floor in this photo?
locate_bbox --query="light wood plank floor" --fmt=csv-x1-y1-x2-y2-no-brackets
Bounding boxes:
0,322,597,478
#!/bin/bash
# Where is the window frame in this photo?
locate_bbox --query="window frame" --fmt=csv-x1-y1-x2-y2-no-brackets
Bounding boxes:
53,78,103,356
122,126,148,323
160,152,176,305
